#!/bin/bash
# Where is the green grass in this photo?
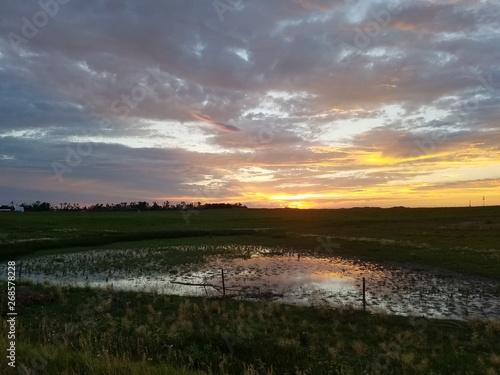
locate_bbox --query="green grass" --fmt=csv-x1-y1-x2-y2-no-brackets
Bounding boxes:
2,207,499,279
1,282,499,375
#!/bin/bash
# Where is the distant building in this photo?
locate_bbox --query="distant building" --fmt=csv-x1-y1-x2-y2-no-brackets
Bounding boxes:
0,205,24,212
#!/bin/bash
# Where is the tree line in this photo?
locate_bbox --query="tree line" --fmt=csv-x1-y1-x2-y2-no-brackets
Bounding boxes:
9,201,247,212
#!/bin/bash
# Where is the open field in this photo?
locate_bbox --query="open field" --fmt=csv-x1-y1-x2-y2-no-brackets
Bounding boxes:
1,207,500,374
1,282,500,375
1,206,500,278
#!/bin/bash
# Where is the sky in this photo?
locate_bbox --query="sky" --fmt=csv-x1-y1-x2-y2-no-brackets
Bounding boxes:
0,0,499,208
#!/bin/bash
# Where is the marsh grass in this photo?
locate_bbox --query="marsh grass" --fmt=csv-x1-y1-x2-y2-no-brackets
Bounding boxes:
2,282,499,375
9,244,293,290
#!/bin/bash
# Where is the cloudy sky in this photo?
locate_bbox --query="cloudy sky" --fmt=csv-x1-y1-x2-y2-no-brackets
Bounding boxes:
1,0,499,208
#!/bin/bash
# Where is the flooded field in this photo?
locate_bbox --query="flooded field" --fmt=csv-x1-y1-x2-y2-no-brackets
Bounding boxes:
6,245,500,320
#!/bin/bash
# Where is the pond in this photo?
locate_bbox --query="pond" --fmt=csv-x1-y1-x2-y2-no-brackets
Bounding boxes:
5,246,500,320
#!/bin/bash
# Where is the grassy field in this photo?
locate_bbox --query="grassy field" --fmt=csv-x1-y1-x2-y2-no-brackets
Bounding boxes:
1,207,500,374
1,282,499,375
1,206,499,278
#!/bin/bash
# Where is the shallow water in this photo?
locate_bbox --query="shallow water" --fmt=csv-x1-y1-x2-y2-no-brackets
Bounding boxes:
176,255,500,320
5,246,500,320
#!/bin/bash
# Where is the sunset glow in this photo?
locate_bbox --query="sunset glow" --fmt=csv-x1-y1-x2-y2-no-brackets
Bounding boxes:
1,1,499,208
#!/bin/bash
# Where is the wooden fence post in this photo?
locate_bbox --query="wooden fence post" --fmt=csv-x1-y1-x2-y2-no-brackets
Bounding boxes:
221,268,226,298
362,277,366,312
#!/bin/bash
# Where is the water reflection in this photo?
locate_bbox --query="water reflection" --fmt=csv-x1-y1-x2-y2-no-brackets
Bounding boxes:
5,248,500,321
196,255,500,320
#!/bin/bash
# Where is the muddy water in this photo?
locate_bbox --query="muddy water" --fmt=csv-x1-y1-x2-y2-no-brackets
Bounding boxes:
5,247,500,320
179,255,500,320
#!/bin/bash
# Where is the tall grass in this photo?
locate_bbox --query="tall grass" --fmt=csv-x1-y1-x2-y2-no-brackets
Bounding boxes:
3,282,499,375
